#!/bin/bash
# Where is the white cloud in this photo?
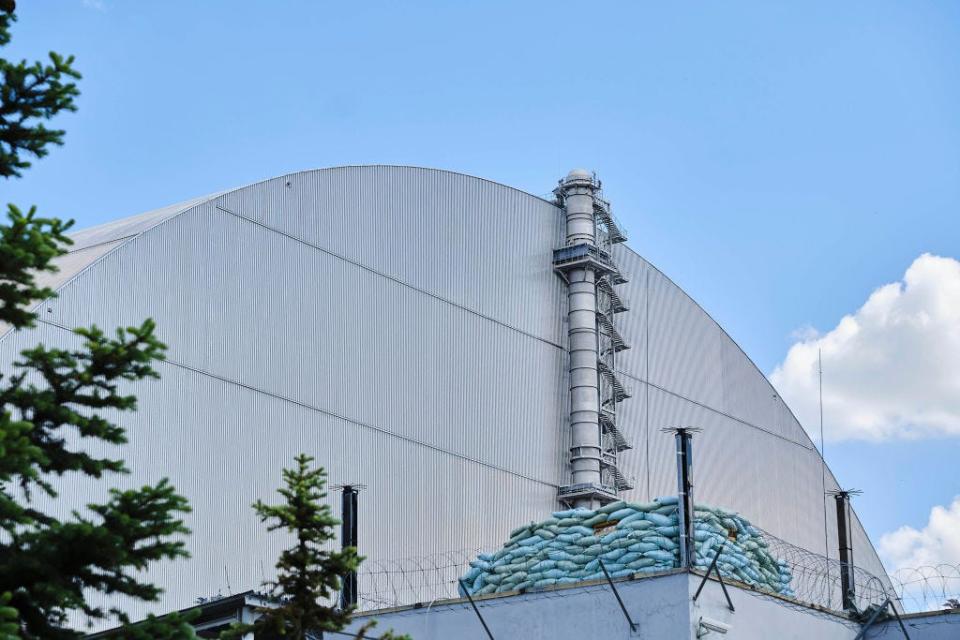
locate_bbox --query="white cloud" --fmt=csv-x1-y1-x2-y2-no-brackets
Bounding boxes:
879,497,960,570
82,0,105,10
770,253,960,441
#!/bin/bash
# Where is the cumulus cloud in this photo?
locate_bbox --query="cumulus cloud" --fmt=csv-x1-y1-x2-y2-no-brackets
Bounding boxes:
770,253,960,441
879,497,960,570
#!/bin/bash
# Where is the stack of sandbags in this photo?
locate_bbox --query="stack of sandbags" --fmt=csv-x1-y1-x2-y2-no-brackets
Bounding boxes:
459,498,794,598
692,504,794,597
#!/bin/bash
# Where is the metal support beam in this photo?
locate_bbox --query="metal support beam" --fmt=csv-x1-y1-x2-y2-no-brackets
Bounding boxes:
692,540,735,612
340,485,359,609
458,580,496,640
853,599,911,640
598,560,639,633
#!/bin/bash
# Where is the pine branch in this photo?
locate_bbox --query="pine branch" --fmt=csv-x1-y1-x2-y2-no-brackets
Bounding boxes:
0,8,81,179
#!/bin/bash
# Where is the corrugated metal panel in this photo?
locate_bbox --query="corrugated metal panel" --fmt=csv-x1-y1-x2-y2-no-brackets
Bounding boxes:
647,268,725,410
0,167,895,621
612,244,893,595
1,167,569,622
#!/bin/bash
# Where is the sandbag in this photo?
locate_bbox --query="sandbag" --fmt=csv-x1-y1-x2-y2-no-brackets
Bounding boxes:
462,498,793,598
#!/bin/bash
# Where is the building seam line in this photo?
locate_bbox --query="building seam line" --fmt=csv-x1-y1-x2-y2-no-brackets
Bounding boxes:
36,317,561,490
214,205,565,351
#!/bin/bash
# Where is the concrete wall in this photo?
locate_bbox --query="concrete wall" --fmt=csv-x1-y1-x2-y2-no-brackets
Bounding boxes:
346,572,867,640
690,574,860,640
347,572,691,640
871,610,960,639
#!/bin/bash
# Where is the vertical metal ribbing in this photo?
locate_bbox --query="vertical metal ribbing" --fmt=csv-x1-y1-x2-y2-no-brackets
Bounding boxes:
560,170,602,505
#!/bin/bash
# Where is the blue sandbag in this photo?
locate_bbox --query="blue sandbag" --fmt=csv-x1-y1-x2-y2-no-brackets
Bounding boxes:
600,530,630,544
608,507,638,521
600,548,626,561
626,557,656,570
617,512,645,526
645,513,674,527
644,549,675,564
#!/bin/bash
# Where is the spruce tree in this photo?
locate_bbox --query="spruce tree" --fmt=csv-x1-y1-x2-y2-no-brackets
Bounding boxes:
0,4,195,638
223,455,409,640
225,455,359,639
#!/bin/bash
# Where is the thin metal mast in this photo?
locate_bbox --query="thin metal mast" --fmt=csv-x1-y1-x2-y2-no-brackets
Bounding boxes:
818,348,832,603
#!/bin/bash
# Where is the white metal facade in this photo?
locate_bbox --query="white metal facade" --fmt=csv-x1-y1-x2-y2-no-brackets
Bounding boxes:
0,166,889,618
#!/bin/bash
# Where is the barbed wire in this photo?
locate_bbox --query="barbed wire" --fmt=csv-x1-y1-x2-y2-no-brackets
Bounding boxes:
751,525,891,612
356,548,482,611
889,564,960,613
355,539,960,616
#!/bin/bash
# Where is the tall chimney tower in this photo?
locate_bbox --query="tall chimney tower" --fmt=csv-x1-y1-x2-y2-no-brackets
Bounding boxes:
553,170,632,509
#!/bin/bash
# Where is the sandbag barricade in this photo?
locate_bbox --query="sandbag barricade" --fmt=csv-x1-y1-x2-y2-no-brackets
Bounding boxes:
459,497,794,598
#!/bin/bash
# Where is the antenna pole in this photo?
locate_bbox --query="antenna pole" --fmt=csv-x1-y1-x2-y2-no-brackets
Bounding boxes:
818,348,832,598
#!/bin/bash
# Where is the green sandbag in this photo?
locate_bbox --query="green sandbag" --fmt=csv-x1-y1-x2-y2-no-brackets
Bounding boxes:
582,513,608,527
597,500,627,514
509,523,533,539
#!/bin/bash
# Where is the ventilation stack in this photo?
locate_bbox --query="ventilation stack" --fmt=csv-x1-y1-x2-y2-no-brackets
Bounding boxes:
553,169,632,508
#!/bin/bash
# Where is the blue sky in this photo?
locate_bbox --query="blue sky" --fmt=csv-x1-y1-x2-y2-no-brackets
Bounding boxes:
5,1,959,567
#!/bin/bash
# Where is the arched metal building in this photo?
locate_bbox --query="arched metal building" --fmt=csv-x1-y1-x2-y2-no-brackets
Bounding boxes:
0,166,889,617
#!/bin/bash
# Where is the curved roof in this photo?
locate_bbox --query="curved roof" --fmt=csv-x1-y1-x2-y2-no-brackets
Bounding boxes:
40,165,557,295
11,165,892,606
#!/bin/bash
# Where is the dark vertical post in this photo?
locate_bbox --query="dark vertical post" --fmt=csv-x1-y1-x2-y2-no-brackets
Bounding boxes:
835,491,855,611
340,485,358,609
675,428,694,569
